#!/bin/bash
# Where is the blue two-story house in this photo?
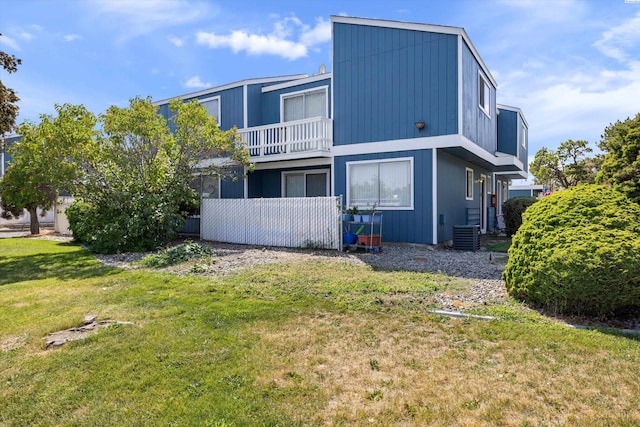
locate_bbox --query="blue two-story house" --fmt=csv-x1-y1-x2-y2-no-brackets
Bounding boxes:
155,16,528,245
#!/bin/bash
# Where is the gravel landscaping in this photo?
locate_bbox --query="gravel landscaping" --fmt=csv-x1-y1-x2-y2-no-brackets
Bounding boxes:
88,240,509,311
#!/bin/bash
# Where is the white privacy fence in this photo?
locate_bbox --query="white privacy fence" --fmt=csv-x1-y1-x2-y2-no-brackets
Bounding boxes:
201,196,342,250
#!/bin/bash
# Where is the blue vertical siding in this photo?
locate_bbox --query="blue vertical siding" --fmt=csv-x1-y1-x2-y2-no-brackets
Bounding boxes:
1,135,21,173
260,78,332,125
156,86,244,131
508,189,536,198
461,41,496,153
497,107,528,172
248,170,281,198
215,86,244,130
334,150,433,245
246,84,263,128
436,151,491,242
333,23,458,145
497,109,517,155
221,167,245,198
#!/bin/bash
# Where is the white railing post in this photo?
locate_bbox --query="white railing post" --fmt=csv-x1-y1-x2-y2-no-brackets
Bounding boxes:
239,117,332,160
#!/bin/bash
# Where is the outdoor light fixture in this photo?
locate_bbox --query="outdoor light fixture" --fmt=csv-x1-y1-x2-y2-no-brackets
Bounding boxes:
415,121,425,130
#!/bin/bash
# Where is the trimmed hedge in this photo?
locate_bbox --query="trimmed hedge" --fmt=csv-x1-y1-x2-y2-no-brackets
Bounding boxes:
502,196,538,237
503,185,640,317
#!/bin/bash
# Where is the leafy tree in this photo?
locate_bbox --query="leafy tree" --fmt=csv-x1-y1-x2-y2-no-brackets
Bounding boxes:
596,113,640,203
1,36,22,135
529,139,600,190
66,97,251,253
0,104,97,234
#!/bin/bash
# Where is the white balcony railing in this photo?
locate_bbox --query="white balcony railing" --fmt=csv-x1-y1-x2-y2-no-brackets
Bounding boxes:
239,116,332,160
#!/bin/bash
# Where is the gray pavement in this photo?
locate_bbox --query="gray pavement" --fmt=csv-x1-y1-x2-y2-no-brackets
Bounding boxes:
0,223,54,239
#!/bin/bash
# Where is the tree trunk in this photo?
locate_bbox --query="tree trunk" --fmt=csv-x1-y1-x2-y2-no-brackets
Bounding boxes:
28,206,40,235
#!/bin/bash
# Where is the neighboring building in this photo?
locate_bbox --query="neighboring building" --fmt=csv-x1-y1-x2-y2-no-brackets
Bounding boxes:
0,135,21,178
155,16,528,245
508,185,544,199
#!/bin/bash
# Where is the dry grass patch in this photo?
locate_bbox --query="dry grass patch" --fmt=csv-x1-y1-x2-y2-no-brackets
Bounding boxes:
254,311,640,426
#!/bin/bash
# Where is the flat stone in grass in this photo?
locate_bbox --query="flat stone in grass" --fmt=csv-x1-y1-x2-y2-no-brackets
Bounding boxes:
44,315,132,349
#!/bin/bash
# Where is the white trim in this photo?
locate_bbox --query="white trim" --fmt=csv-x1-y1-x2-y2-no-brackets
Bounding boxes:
331,15,498,88
199,95,221,126
331,22,335,131
465,168,474,200
332,134,525,171
345,157,414,210
152,74,308,105
480,173,487,233
196,157,240,168
253,157,332,171
280,86,329,122
201,174,221,199
510,185,544,191
262,73,332,93
497,104,529,128
281,168,330,197
494,170,528,180
244,166,249,199
432,148,438,244
330,155,335,197
242,84,248,129
457,35,463,136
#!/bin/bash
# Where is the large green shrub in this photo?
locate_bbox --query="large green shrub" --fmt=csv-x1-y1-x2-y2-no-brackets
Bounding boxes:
503,185,640,317
66,196,184,254
502,196,537,237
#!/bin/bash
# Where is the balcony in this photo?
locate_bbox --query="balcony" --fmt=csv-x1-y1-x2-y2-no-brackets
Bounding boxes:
239,116,332,162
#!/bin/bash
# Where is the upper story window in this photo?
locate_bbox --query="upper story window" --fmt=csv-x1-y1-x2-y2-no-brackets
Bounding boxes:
478,73,490,118
520,123,527,149
199,96,220,125
281,87,328,122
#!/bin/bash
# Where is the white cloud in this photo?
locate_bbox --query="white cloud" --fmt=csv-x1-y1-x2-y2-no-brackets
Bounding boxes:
0,34,20,51
16,30,35,41
196,15,331,60
499,58,640,156
498,0,586,22
299,18,331,47
167,35,184,47
183,76,211,89
90,0,213,39
197,30,308,60
63,34,82,42
592,11,640,63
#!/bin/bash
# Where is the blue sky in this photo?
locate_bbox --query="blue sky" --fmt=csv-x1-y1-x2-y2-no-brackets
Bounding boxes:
1,0,639,182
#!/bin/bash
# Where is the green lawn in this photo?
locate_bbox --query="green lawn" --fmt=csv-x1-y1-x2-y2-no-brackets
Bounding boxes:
1,239,639,426
485,237,512,253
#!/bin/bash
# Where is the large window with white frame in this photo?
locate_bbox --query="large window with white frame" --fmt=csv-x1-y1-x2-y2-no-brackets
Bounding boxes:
282,169,329,197
347,158,413,209
199,96,220,125
478,73,490,117
281,87,328,122
466,168,474,200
